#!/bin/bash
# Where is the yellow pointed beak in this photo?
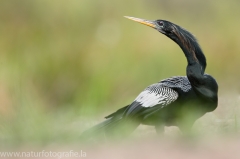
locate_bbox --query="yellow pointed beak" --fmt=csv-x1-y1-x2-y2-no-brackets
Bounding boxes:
124,16,157,29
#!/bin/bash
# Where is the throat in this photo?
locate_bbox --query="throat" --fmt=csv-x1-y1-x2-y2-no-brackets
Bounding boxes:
179,41,206,73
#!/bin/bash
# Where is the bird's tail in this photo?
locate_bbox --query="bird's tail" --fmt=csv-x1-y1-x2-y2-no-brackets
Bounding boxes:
80,117,139,141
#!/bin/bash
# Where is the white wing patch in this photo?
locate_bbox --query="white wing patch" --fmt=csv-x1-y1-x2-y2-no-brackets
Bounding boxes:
134,84,179,108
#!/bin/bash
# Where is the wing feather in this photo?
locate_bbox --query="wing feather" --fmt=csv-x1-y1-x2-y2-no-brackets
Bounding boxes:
134,83,178,108
124,76,191,117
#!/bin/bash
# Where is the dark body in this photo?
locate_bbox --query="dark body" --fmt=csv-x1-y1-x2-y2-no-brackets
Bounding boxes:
141,80,216,128
81,17,218,139
106,75,217,133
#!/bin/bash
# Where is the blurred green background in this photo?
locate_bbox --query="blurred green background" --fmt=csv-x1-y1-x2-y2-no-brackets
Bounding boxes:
0,0,240,147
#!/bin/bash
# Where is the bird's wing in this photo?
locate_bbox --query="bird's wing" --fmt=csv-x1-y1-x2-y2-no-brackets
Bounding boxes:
124,76,191,117
124,83,178,117
159,76,191,92
105,76,191,119
135,83,178,107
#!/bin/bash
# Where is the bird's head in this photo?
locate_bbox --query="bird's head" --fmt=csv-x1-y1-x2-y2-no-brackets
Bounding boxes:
124,16,206,72
124,16,195,45
124,16,173,35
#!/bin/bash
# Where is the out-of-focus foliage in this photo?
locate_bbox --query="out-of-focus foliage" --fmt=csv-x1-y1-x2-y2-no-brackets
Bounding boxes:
0,0,239,146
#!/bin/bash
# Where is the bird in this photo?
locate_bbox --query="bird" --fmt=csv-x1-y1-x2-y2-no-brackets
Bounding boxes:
81,16,218,140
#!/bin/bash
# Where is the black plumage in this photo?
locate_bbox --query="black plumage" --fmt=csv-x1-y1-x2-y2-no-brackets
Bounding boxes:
81,16,218,139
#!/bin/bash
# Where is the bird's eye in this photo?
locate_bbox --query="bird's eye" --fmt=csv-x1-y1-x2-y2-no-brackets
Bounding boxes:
158,21,164,27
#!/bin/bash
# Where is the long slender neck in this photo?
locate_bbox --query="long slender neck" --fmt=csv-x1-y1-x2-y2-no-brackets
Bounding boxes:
169,26,207,74
179,42,206,74
165,24,218,109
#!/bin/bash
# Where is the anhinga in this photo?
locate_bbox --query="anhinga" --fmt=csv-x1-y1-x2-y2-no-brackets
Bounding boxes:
81,16,218,139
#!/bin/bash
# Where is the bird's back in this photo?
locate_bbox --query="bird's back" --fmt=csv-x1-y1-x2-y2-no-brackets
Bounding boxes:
140,76,216,128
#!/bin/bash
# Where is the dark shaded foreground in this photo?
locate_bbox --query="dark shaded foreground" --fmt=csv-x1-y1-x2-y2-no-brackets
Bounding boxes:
81,135,239,159
4,135,240,159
